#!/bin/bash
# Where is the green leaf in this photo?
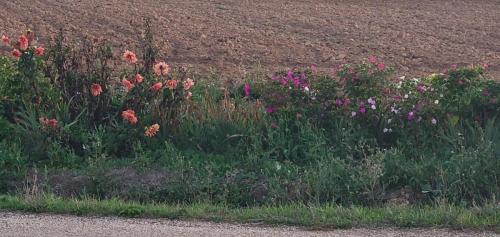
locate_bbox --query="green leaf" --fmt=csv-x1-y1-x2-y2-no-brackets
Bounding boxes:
449,115,460,126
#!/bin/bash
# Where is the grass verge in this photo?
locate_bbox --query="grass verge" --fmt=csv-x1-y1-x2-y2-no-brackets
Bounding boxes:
0,195,498,231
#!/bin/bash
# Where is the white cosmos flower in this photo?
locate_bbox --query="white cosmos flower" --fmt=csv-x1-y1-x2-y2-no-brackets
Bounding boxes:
368,97,375,105
391,106,399,114
434,100,439,104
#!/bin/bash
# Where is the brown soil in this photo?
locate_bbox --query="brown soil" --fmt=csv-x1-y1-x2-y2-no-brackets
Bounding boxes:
1,0,499,80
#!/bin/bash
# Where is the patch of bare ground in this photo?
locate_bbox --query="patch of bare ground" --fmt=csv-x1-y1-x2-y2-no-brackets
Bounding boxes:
1,0,499,79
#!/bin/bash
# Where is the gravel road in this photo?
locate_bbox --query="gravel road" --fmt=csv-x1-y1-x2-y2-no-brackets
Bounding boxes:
0,212,498,237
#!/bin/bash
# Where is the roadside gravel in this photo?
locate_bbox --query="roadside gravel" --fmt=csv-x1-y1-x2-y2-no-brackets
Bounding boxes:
0,212,498,237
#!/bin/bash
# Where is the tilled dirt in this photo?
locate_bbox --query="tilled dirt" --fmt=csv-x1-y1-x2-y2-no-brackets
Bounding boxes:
0,0,499,80
1,212,498,237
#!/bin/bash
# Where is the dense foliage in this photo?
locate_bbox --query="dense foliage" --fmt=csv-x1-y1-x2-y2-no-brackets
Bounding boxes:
0,29,498,207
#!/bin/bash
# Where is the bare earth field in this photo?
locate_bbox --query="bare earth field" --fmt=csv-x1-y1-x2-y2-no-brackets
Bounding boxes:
1,212,498,237
1,0,500,80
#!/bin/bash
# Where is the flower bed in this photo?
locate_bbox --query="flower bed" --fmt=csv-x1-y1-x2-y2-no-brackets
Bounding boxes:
0,28,498,206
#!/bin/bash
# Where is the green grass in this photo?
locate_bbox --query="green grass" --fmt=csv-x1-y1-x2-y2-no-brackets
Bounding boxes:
0,195,498,231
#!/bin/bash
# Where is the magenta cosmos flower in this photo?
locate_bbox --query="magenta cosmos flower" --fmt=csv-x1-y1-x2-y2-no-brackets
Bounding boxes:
243,83,251,97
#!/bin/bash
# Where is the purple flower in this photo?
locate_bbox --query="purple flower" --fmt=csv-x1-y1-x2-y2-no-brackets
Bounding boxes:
416,83,427,93
482,89,491,97
293,78,300,88
368,55,377,64
310,64,318,74
266,106,277,114
300,71,306,81
280,78,287,86
335,99,344,107
243,83,251,97
359,106,366,114
407,111,416,121
287,70,294,80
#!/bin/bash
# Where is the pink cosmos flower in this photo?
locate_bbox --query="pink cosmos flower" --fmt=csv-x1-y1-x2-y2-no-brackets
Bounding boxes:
482,63,489,70
451,64,458,69
153,62,169,76
266,106,276,113
287,70,294,80
280,78,287,86
34,47,45,56
123,50,138,64
11,49,21,58
122,79,134,91
183,78,195,90
310,64,317,74
186,91,193,100
243,83,251,97
1,35,10,45
18,35,29,50
368,55,377,64
90,84,103,97
377,63,385,71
